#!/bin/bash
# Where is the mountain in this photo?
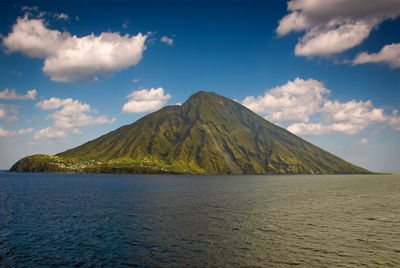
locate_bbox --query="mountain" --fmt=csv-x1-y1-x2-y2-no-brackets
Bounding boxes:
10,91,369,174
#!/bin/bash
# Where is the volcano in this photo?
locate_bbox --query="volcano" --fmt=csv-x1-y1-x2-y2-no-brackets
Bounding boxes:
10,91,369,174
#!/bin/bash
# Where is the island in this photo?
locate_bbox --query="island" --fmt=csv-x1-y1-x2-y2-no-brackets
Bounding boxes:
10,91,370,174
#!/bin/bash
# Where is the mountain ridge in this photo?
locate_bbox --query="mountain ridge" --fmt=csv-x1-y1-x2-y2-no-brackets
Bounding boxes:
10,91,370,174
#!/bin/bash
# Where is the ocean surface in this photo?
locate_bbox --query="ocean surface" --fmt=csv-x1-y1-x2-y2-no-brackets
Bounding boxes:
0,172,399,267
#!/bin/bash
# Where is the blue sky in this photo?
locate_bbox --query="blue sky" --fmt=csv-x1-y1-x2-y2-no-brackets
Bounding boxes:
1,0,400,172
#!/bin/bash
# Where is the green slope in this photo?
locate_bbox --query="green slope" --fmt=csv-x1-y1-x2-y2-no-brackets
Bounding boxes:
10,91,370,174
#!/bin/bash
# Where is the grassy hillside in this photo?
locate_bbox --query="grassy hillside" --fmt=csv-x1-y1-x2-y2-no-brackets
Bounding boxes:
10,91,370,174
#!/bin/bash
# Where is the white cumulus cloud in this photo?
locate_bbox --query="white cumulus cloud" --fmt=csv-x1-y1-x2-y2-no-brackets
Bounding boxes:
277,0,400,56
34,97,116,139
287,99,392,136
243,77,400,136
242,77,329,123
287,98,387,136
122,87,171,113
0,88,37,100
2,14,147,83
321,100,386,128
353,43,400,68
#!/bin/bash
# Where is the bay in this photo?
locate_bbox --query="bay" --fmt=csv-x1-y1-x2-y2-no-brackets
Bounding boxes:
1,172,399,267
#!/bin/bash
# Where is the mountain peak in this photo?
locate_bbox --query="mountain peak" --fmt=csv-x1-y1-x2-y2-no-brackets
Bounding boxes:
183,91,238,110
185,91,225,103
189,90,214,97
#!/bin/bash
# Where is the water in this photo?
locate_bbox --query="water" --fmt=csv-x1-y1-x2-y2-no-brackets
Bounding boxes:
0,172,399,267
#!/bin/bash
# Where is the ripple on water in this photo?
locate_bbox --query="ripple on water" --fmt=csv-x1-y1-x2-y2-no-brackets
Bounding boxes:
0,173,400,267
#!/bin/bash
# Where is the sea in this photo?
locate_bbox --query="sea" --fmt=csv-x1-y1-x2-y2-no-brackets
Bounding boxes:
0,172,399,267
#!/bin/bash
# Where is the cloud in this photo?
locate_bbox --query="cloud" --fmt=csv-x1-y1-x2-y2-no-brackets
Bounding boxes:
0,107,6,119
277,0,400,56
0,89,37,100
353,43,400,68
242,77,399,136
34,97,115,139
34,127,71,139
0,104,18,122
57,13,69,21
242,78,329,123
321,99,386,127
387,109,400,131
21,6,69,21
287,99,396,136
294,21,372,56
3,14,147,83
287,122,364,135
21,6,38,12
11,70,22,76
161,36,173,45
132,78,140,83
287,99,387,136
0,125,34,138
122,87,171,113
356,138,369,145
122,19,129,29
35,97,73,109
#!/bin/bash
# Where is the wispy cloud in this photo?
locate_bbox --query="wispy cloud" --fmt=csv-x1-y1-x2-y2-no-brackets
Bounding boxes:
356,138,369,145
57,13,69,21
11,70,22,76
0,125,33,138
21,6,70,21
0,104,18,122
122,19,129,29
0,88,37,100
161,36,173,45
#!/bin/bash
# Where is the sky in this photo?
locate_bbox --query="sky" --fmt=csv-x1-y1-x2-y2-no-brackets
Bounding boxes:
0,0,400,172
